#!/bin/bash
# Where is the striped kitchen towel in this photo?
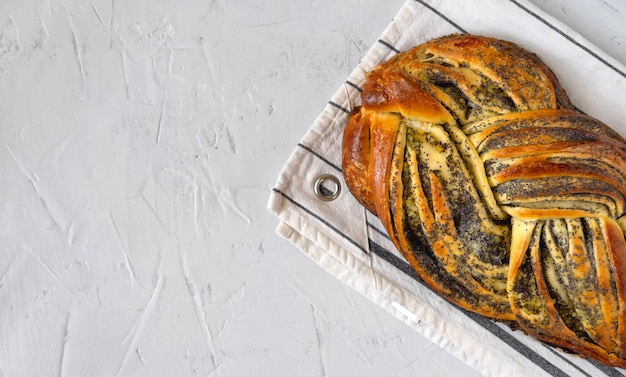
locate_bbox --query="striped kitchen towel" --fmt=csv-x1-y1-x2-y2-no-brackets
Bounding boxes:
267,0,626,376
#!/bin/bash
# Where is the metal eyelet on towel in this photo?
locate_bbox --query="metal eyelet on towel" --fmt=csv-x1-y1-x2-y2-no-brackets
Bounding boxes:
314,174,341,201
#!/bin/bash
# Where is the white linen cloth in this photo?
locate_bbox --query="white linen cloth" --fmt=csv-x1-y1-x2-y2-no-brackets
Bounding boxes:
267,0,626,376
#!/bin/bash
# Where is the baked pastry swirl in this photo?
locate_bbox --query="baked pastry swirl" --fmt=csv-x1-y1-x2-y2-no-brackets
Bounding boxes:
342,34,626,367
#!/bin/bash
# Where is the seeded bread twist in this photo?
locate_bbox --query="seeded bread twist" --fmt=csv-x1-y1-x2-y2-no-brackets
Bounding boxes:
342,34,626,367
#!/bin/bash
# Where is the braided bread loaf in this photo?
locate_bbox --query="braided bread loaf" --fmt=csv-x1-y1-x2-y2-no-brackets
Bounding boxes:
342,34,626,367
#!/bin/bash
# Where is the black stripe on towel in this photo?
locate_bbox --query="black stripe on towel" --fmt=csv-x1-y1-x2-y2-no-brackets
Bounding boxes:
377,39,400,53
413,0,467,33
345,80,363,92
296,143,342,173
328,100,350,114
507,0,626,79
367,221,391,241
543,346,598,377
272,188,367,254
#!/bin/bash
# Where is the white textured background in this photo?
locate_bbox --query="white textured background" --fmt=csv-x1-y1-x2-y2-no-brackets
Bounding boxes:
0,0,624,376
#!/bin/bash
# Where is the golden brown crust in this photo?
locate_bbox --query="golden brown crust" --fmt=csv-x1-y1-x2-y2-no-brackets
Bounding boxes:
415,34,572,110
342,108,376,214
341,34,626,367
361,67,457,124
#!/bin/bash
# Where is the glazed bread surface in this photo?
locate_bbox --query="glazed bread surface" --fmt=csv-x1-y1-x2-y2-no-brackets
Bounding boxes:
342,34,626,367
